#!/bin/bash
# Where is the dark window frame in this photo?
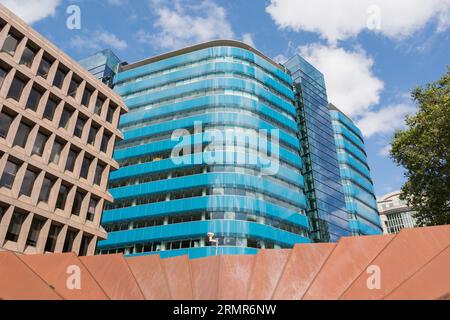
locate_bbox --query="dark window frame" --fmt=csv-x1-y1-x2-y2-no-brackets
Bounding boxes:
19,168,37,197
13,122,32,148
7,76,27,101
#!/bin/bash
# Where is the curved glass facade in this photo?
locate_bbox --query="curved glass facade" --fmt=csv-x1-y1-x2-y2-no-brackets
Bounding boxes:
97,43,310,258
329,104,382,235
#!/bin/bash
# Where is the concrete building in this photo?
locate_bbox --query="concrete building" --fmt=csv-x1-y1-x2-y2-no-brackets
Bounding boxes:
0,4,127,256
378,191,417,234
329,103,382,236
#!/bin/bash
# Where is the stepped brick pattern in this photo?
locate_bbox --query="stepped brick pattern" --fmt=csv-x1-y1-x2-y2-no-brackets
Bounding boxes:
0,225,449,300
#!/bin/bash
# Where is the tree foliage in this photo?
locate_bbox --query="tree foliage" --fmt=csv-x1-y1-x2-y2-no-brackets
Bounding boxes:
391,68,450,226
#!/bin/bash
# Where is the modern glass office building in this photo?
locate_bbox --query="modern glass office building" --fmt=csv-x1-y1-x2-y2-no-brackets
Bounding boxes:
95,41,311,258
284,56,351,242
80,40,382,258
78,49,122,87
329,104,382,235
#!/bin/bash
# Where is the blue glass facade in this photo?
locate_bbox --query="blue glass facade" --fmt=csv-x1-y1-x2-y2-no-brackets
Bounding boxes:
284,56,351,242
96,42,310,259
78,41,383,258
79,49,122,87
329,104,382,235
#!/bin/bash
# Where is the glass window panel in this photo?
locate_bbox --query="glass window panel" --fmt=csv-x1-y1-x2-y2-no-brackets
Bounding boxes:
5,211,25,242
87,126,98,145
44,224,61,252
37,57,52,79
94,97,104,115
32,131,48,156
0,112,13,139
65,149,77,172
106,105,115,123
68,78,79,98
38,177,54,203
80,157,91,179
81,88,92,107
53,68,66,89
43,97,58,120
26,217,44,247
7,77,26,101
26,87,42,111
19,46,36,67
79,235,92,256
0,161,19,189
72,191,84,216
59,108,72,130
19,169,37,197
13,122,31,148
94,164,104,186
247,238,257,248
56,184,69,210
87,198,97,221
1,34,20,56
74,117,85,138
63,229,77,253
0,66,8,88
100,133,110,153
50,141,63,165
0,205,5,221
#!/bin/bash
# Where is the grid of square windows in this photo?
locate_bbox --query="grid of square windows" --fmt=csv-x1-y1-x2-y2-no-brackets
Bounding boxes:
0,23,124,256
0,204,96,255
0,108,112,187
0,155,102,221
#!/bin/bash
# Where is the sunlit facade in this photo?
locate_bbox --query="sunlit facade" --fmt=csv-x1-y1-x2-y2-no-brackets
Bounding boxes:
329,104,382,235
96,41,310,258
378,191,416,234
79,40,385,258
285,57,351,242
0,5,127,256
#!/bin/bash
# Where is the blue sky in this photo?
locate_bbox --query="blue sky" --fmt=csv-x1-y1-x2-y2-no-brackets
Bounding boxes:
2,0,449,197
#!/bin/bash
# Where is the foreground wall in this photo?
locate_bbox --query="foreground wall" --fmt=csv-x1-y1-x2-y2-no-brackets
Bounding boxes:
0,225,449,300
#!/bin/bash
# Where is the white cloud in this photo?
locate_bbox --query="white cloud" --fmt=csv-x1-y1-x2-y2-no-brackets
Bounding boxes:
71,31,128,51
294,44,415,140
272,54,288,64
378,144,392,157
143,0,234,50
0,0,60,24
356,103,416,138
241,33,255,47
299,44,384,117
266,0,450,43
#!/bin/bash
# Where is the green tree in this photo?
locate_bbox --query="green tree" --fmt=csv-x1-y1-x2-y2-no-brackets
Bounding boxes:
390,68,450,226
